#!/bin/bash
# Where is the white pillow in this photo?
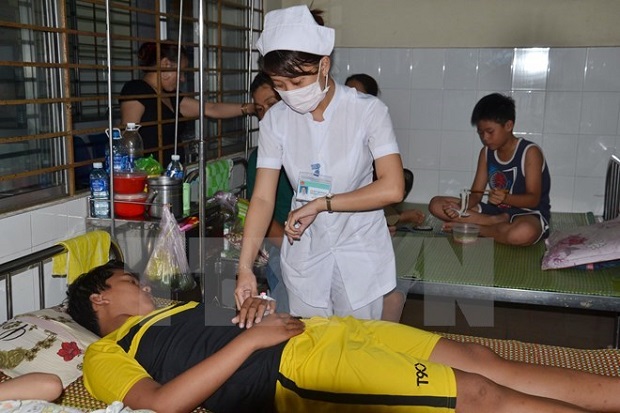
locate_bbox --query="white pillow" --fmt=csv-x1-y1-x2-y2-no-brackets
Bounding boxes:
0,305,99,387
541,217,620,270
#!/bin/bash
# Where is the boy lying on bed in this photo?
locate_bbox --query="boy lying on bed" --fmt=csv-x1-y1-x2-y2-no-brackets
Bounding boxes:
67,261,620,413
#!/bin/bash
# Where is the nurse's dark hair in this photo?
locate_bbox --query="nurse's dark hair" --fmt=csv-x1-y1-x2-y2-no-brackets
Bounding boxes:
138,41,188,68
66,260,134,336
470,93,516,126
259,8,327,77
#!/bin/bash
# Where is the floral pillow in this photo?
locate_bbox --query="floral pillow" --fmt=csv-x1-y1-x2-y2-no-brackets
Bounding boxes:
541,217,620,270
0,305,99,387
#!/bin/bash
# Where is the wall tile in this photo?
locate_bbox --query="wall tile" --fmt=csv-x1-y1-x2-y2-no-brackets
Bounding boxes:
0,213,32,261
584,47,620,92
438,170,471,197
381,87,412,131
410,89,443,130
513,90,545,134
378,48,413,89
440,130,476,172
65,197,88,217
543,91,582,134
575,134,617,177
410,169,439,204
547,48,586,92
11,268,38,316
478,49,514,91
444,49,479,90
579,92,620,135
331,48,349,82
542,134,579,177
549,175,575,212
411,48,445,89
573,177,605,215
512,48,549,91
523,132,543,147
441,90,478,131
30,204,68,248
410,130,441,170
344,48,382,81
394,129,411,167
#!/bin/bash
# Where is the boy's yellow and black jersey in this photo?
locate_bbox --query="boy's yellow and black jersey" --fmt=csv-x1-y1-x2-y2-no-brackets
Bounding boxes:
84,302,458,413
84,302,285,413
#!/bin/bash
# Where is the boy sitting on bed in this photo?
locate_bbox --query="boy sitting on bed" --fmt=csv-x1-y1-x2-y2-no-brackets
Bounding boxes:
67,261,620,413
429,93,551,246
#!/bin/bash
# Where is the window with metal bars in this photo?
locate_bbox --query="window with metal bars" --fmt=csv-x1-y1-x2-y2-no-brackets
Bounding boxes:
0,0,261,214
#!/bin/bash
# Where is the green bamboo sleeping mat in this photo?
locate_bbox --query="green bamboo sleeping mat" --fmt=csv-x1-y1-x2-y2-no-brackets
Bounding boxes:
393,204,620,298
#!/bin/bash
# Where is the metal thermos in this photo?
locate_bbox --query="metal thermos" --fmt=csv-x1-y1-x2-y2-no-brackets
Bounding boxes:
147,176,183,219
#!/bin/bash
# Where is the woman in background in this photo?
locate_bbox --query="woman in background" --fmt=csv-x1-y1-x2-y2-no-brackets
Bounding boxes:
120,42,254,159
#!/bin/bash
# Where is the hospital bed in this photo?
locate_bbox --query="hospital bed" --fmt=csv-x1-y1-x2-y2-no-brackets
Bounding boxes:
0,228,618,411
393,203,620,348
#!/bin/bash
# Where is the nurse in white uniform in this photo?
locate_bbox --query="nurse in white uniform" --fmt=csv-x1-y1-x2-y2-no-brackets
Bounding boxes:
235,5,405,320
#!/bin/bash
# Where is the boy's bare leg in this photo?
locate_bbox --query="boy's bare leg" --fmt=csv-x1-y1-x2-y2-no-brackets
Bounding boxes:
476,214,542,246
441,210,541,246
442,209,509,228
454,370,591,413
432,339,620,412
429,196,461,221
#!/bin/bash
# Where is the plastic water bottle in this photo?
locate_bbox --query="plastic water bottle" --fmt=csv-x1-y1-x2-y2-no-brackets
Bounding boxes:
165,154,184,180
90,162,110,218
105,128,128,173
122,123,144,171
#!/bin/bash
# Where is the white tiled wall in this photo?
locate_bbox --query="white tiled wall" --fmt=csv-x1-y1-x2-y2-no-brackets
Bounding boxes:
332,47,620,214
0,196,89,320
2,46,620,319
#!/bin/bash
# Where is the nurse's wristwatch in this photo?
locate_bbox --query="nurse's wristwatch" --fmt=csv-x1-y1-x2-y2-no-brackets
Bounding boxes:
325,193,334,213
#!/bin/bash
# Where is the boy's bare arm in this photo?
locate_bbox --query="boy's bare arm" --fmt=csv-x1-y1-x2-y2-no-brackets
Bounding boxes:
501,145,544,209
469,148,489,206
123,312,304,412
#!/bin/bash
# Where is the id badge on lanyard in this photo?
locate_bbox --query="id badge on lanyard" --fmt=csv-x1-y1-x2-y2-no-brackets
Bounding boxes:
296,168,332,202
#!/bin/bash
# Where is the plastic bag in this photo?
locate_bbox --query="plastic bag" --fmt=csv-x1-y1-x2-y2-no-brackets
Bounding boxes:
144,206,196,291
134,154,163,176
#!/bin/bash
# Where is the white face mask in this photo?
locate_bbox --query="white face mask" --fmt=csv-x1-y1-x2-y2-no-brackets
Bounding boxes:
276,61,330,114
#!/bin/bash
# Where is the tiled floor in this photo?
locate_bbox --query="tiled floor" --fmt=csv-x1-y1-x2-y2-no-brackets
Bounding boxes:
401,295,617,349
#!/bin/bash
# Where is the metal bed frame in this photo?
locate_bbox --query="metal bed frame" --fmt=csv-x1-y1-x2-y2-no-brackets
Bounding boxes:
0,243,122,320
408,281,620,348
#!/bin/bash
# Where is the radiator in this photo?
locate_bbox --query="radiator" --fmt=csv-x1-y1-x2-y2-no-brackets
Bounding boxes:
603,154,620,221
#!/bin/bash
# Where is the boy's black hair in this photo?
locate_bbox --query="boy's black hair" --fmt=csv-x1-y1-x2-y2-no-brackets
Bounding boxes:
250,72,276,96
66,260,132,336
404,168,414,198
470,93,516,126
345,73,380,97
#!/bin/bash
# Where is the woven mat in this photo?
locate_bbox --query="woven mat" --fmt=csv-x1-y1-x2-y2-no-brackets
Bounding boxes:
441,333,620,377
394,204,620,297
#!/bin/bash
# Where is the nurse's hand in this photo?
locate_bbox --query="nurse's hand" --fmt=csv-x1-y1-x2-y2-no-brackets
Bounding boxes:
235,270,257,311
284,200,320,244
232,295,277,329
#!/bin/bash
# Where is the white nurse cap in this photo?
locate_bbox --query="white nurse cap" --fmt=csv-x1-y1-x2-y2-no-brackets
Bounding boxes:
255,5,335,56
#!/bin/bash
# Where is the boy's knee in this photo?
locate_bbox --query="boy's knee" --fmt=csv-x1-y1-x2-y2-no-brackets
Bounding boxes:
505,224,539,246
428,196,444,214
